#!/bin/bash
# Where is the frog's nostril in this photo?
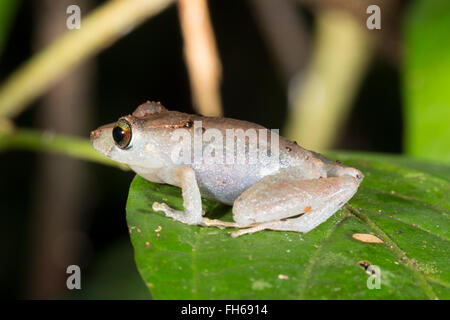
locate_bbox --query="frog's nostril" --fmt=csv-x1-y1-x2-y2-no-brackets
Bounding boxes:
344,168,364,183
355,172,364,182
90,129,100,140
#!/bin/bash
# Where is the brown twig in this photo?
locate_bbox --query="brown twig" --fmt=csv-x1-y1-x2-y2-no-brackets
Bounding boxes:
26,0,95,299
178,0,223,116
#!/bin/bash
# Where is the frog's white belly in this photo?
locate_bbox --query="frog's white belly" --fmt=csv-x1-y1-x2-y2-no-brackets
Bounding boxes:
194,164,264,205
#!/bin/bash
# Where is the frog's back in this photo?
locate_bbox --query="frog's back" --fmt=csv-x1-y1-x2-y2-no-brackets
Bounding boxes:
187,117,326,204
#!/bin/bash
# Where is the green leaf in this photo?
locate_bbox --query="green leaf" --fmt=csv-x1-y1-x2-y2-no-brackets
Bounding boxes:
126,152,450,299
403,0,450,162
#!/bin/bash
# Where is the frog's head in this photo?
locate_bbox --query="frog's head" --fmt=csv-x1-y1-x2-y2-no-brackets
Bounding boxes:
90,101,169,168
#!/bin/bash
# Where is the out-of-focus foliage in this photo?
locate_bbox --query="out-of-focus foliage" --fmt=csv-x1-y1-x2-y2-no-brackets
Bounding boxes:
403,0,450,163
0,1,19,57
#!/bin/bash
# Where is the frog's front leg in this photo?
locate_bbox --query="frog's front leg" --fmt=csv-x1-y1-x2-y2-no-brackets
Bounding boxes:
230,170,360,237
152,166,204,225
151,165,241,227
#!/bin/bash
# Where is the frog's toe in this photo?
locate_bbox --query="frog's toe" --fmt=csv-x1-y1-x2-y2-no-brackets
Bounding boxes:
152,201,202,225
152,202,173,214
230,223,272,237
152,202,183,220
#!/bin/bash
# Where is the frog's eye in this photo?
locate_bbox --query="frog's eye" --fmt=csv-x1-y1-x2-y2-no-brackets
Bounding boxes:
113,119,132,149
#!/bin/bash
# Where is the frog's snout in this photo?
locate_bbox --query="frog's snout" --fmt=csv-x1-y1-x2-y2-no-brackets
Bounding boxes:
90,128,106,154
90,129,100,141
90,123,116,157
90,123,114,142
353,170,364,184
339,167,364,185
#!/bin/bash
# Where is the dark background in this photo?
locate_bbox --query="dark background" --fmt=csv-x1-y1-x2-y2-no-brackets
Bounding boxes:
0,0,403,299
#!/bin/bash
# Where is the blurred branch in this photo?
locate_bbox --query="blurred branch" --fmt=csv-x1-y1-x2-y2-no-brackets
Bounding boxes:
178,0,223,116
285,9,374,151
248,0,310,85
297,0,402,66
0,128,128,170
0,0,174,120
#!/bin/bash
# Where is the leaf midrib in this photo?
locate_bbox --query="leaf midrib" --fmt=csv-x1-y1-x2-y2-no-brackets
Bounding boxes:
346,205,439,300
185,204,444,299
363,205,449,243
296,214,348,299
363,186,450,213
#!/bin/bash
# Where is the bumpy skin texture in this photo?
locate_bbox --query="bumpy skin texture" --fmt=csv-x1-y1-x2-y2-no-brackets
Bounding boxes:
91,102,364,236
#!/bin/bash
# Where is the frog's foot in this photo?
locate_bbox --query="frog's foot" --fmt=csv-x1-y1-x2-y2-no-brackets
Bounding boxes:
231,223,270,237
152,202,203,225
152,202,249,229
201,217,245,229
230,206,331,237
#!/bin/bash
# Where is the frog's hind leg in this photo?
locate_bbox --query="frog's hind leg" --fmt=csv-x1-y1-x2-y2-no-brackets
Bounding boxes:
230,174,360,237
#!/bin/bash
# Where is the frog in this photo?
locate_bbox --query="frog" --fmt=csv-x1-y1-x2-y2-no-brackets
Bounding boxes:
90,101,364,237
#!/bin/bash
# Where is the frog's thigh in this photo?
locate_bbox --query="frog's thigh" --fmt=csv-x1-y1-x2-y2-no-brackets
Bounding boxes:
232,174,358,234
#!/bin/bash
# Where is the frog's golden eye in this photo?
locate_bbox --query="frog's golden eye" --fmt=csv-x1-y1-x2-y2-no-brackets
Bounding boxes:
113,119,132,149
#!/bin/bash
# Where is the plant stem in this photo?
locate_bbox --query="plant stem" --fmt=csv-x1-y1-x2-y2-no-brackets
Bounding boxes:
178,0,223,117
345,204,438,300
0,128,128,170
284,9,374,151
